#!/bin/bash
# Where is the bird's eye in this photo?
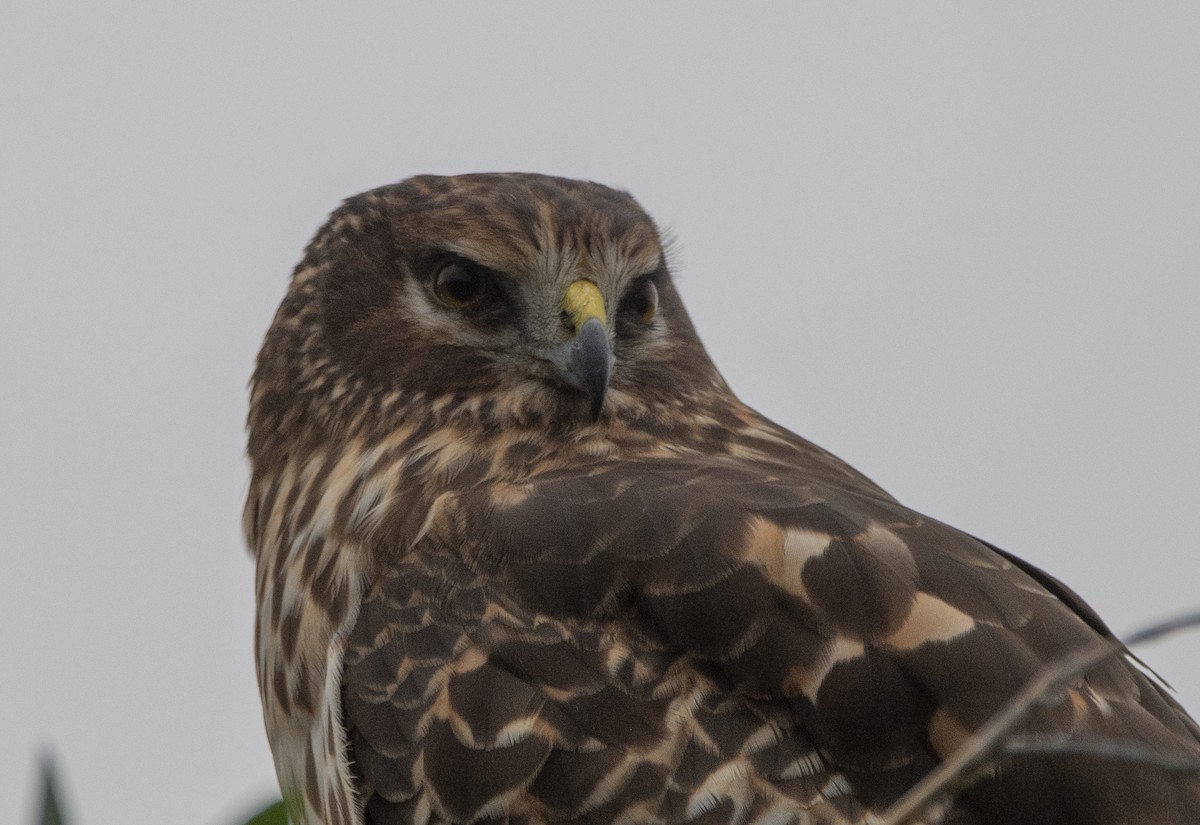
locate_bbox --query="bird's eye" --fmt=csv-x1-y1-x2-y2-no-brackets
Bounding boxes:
433,263,487,308
621,277,659,323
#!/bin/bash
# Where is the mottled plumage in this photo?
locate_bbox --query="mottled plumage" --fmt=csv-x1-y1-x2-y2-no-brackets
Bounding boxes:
245,173,1200,825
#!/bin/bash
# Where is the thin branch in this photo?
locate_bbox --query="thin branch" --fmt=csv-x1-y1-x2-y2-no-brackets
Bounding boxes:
1003,736,1200,775
877,610,1200,825
1124,610,1200,647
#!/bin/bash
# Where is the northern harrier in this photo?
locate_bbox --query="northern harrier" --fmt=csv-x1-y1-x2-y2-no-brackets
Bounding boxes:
245,173,1200,824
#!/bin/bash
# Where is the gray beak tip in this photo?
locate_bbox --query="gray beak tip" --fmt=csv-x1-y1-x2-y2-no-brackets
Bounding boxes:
570,318,612,421
548,317,611,421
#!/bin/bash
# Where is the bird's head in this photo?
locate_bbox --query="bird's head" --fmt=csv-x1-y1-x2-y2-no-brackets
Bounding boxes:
251,173,729,450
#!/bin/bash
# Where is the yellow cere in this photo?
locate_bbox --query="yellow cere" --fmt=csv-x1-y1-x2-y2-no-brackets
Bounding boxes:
562,279,608,329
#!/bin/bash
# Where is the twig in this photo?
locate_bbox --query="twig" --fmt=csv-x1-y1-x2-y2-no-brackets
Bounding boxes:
1003,736,1200,775
876,610,1200,825
1123,610,1200,647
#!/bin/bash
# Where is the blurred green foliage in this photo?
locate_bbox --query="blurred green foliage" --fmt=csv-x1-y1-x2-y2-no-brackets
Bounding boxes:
36,755,65,825
33,753,286,825
240,799,289,825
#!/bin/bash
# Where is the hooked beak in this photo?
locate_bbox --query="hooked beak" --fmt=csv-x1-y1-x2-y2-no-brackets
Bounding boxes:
547,280,612,420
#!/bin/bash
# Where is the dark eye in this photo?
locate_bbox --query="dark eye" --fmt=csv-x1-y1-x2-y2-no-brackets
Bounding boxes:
434,263,487,308
620,277,658,323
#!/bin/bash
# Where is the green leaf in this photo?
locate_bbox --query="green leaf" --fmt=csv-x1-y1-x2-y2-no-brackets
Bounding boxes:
237,798,289,825
36,753,68,825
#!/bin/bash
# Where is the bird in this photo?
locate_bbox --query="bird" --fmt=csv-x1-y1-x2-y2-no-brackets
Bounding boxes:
244,173,1200,825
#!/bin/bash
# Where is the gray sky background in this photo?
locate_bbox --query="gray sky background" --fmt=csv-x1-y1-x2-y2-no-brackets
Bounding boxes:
3,4,1198,824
